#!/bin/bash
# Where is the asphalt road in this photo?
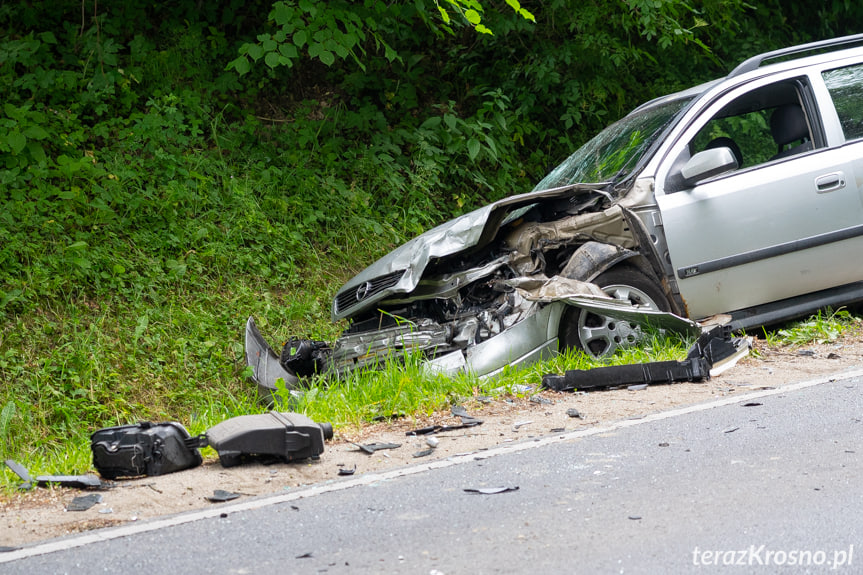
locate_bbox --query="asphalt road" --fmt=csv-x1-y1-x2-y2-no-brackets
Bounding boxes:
4,372,862,574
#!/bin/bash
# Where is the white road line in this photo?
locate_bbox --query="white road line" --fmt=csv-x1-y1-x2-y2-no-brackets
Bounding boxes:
4,367,862,564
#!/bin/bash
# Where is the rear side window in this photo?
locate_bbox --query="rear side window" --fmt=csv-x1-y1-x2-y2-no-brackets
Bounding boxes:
823,63,863,141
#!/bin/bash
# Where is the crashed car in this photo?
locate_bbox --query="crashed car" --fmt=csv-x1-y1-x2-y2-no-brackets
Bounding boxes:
247,34,863,395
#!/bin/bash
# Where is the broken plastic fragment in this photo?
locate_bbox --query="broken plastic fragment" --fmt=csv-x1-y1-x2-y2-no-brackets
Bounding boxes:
352,442,401,454
206,489,241,502
413,448,434,458
66,493,103,512
5,459,108,490
464,486,520,494
338,465,356,476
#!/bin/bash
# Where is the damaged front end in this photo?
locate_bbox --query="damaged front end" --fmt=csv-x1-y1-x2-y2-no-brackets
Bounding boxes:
246,93,703,401
246,181,700,403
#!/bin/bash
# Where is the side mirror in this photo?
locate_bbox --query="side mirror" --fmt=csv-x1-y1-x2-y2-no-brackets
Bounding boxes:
680,147,738,187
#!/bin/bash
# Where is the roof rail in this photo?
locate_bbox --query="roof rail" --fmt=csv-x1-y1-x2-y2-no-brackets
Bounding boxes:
729,33,863,78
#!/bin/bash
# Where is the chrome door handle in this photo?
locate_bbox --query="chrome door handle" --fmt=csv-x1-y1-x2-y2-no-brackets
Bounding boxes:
815,171,846,193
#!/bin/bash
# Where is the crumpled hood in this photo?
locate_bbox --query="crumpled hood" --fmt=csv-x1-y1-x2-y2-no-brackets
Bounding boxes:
332,184,607,321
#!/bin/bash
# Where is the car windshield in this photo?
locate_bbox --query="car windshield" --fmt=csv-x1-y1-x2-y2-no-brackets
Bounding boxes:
533,96,692,191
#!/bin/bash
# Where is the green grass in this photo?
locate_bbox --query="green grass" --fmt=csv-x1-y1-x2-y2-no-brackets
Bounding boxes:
3,281,861,490
773,308,860,346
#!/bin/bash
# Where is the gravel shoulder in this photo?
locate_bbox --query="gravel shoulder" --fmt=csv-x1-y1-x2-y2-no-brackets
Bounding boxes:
3,334,863,548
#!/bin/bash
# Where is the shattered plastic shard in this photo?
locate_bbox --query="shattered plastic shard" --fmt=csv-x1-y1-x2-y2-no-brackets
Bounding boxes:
464,486,520,494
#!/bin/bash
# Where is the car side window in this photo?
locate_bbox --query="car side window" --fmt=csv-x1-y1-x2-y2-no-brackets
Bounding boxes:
687,80,814,172
823,63,863,141
689,109,772,170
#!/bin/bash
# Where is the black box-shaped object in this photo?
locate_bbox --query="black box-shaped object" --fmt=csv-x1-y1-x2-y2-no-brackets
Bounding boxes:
91,421,202,479
205,411,333,468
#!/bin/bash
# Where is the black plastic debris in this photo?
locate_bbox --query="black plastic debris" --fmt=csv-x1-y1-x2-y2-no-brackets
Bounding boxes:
405,420,482,436
280,337,331,377
4,459,33,490
742,402,763,407
66,493,103,512
5,459,108,490
206,489,241,502
464,486,519,494
203,412,333,468
35,474,105,489
543,357,710,392
352,442,401,454
91,422,202,479
542,325,744,392
338,465,356,476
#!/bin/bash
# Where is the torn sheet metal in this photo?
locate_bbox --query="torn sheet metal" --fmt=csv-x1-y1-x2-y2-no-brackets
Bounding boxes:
507,275,703,338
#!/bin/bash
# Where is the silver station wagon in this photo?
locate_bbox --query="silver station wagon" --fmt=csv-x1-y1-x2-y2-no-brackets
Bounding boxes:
247,34,863,395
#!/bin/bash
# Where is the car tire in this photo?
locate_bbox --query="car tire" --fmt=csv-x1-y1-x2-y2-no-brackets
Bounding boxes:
559,265,671,359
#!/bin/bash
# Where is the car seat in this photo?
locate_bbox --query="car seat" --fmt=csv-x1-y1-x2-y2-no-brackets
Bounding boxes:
770,104,813,160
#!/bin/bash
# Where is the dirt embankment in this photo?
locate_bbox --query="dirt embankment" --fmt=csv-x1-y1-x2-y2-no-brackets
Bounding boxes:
3,335,863,548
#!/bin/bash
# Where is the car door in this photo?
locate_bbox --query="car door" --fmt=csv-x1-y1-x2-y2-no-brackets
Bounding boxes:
655,72,863,320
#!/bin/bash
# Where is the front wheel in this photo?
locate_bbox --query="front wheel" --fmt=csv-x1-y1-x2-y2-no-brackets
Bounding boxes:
559,266,671,359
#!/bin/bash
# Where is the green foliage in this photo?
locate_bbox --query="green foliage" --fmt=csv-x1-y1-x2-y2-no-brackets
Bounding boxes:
775,308,859,346
3,0,863,479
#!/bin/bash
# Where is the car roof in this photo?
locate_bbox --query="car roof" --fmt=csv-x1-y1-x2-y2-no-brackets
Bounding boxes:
630,33,863,117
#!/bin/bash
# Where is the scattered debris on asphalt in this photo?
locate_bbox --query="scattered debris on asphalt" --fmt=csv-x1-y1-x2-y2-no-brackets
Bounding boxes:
66,493,103,512
5,459,109,491
352,442,401,454
206,489,241,502
464,486,520,495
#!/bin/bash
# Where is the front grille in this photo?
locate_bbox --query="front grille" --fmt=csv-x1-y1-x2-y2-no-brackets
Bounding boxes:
334,270,405,314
